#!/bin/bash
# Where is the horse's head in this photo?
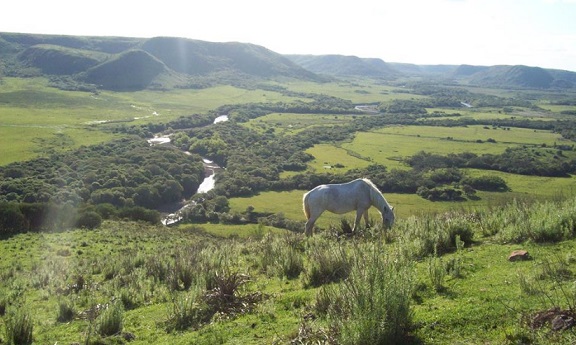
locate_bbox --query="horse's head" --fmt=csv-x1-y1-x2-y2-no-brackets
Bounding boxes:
383,206,395,229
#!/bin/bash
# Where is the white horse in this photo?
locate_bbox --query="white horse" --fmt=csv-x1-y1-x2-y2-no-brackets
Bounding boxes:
302,178,395,236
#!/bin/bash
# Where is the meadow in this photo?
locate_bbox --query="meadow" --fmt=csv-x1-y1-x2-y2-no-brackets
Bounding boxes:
2,75,576,344
0,77,298,165
2,198,576,344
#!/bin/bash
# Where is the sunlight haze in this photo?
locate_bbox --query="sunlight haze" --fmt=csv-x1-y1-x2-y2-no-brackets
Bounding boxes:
2,0,576,71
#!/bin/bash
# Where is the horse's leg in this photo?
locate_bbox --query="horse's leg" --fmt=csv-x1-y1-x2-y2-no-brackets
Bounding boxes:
305,217,316,236
363,210,370,228
305,211,322,236
353,209,363,232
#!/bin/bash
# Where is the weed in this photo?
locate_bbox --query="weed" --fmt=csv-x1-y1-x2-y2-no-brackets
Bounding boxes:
428,255,447,293
165,287,212,332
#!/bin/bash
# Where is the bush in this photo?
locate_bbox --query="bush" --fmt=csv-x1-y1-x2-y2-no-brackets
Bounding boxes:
0,202,28,234
462,175,508,191
76,211,102,229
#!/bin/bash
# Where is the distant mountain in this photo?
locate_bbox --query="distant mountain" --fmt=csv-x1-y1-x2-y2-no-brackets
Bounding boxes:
286,54,397,78
466,65,555,88
387,62,575,89
0,32,322,91
81,49,168,91
386,63,461,76
142,37,319,80
18,44,106,75
1,32,575,90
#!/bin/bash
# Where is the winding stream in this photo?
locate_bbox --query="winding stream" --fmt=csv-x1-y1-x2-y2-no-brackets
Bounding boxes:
147,115,228,225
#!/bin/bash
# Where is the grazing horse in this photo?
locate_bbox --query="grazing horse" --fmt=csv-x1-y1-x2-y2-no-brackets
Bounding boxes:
302,178,394,236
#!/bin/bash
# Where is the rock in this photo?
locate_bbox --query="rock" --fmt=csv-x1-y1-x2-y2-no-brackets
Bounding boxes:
508,250,530,261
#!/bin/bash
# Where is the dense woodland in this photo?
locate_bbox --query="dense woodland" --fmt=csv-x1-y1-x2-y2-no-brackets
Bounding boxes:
1,84,576,233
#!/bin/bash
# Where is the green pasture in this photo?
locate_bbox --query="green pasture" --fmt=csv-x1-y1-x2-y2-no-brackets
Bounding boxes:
338,125,567,170
0,77,305,165
228,190,460,228
538,103,576,114
303,143,372,172
427,107,514,120
229,169,576,229
0,126,119,165
281,80,429,103
241,112,359,135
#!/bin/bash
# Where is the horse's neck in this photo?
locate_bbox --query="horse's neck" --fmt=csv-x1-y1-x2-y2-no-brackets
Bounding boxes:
369,188,388,212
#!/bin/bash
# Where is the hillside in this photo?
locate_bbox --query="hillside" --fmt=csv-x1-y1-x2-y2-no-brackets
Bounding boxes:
288,55,576,89
286,54,398,78
2,32,576,91
0,32,322,91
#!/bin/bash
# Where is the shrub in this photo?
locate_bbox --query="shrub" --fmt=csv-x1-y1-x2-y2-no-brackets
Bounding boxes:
76,211,102,229
492,198,576,243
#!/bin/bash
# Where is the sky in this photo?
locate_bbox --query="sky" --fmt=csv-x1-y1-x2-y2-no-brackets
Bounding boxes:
2,0,576,72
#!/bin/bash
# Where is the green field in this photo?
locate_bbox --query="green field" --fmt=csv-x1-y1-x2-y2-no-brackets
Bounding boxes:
0,77,302,165
241,112,360,135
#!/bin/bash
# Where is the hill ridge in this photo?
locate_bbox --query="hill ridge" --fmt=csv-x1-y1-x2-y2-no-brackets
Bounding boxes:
1,32,575,90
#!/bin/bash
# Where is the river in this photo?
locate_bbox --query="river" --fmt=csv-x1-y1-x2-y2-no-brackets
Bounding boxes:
147,115,228,225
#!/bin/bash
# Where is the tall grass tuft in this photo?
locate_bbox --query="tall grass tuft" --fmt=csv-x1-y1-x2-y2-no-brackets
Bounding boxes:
56,299,75,323
5,308,34,345
395,212,474,259
319,243,415,344
258,233,304,279
304,237,351,288
428,255,447,292
165,286,212,332
482,197,576,243
97,302,124,337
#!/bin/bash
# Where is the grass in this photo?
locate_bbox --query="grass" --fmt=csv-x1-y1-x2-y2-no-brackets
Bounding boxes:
241,112,360,135
282,80,429,103
1,200,576,344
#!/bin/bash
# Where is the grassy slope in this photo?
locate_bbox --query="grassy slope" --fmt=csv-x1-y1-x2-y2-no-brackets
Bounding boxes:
1,217,575,344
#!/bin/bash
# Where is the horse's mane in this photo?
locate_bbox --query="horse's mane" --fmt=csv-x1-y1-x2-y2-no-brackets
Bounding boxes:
361,178,391,211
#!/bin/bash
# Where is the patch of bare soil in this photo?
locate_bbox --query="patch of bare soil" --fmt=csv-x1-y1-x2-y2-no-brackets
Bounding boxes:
528,307,575,332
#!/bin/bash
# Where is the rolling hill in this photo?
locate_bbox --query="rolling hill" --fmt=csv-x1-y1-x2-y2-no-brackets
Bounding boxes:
286,54,398,78
1,32,576,90
0,32,322,91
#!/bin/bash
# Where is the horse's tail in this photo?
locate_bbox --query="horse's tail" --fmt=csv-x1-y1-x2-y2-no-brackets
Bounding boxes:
302,192,311,220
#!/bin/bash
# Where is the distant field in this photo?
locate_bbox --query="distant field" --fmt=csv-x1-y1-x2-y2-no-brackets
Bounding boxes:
232,119,576,225
304,144,372,172
538,103,576,114
241,112,359,135
282,80,429,103
338,124,568,170
0,77,302,165
229,169,576,228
